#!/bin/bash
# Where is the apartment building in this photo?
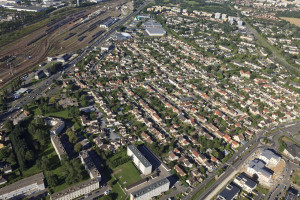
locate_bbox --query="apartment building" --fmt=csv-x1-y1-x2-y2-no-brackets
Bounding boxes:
233,173,257,193
0,173,45,200
127,145,152,175
130,178,170,200
51,134,67,160
44,117,65,135
246,159,273,184
50,178,99,200
258,149,281,166
79,150,101,181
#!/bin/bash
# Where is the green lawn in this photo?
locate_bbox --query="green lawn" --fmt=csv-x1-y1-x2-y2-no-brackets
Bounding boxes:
46,110,72,119
113,161,142,188
98,179,128,200
109,150,128,163
51,166,89,193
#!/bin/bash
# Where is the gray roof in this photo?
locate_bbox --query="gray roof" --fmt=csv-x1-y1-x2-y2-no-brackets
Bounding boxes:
79,150,101,179
218,183,240,200
285,190,298,200
50,178,99,200
0,173,44,195
128,145,151,167
51,135,67,157
249,159,273,177
235,173,257,189
143,21,162,28
260,149,281,160
145,27,166,35
286,144,300,158
131,178,170,198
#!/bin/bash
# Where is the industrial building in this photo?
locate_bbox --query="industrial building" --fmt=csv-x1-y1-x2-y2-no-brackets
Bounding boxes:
145,27,166,37
35,70,46,80
2,5,46,12
130,178,170,200
0,173,45,200
143,20,162,28
50,178,99,200
100,17,118,29
127,145,152,175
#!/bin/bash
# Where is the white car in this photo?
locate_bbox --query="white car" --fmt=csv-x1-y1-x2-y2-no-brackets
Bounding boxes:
104,190,111,195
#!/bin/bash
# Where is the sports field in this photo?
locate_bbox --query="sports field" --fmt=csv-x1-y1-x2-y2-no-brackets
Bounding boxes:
113,161,142,188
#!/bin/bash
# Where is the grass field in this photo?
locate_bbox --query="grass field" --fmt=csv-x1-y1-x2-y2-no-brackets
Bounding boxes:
46,110,72,119
113,161,142,188
280,17,300,27
99,179,128,200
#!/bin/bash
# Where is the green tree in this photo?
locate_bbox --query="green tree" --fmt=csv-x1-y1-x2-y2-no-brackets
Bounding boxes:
46,173,59,187
74,143,83,152
41,156,50,171
66,128,78,144
4,120,13,132
0,147,10,160
25,150,35,162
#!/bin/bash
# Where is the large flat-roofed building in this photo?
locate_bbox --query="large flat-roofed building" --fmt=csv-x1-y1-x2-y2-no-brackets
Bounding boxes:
51,134,67,160
258,149,281,166
246,159,273,184
217,183,240,200
44,117,65,135
145,27,166,37
130,178,170,200
233,173,257,193
143,20,162,28
3,6,47,12
79,150,101,181
50,178,99,200
127,145,152,175
284,144,300,162
99,17,118,29
0,173,45,200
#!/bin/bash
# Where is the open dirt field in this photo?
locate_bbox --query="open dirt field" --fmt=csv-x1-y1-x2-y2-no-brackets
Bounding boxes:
280,17,300,27
0,0,129,88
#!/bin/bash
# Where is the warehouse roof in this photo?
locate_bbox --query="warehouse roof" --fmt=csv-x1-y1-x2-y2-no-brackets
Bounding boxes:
145,27,166,36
